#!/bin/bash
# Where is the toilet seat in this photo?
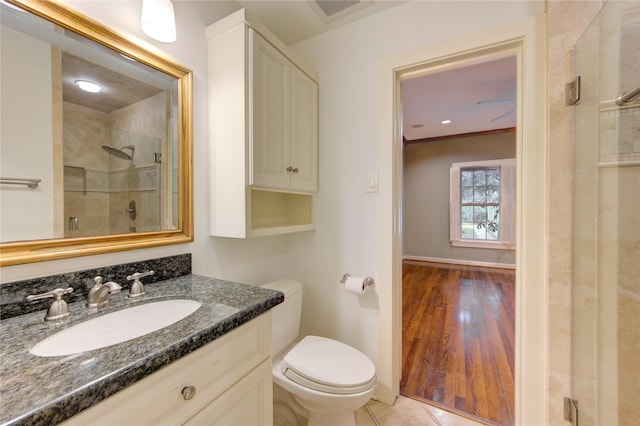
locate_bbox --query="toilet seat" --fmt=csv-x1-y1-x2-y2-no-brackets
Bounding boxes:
281,336,376,395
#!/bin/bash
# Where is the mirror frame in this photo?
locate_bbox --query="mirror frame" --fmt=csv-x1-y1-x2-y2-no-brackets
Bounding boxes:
0,0,193,266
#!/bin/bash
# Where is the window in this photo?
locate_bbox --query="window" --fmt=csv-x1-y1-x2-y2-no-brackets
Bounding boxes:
450,158,515,249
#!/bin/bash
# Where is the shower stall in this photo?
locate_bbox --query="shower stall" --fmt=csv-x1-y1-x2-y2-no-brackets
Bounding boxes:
570,1,639,425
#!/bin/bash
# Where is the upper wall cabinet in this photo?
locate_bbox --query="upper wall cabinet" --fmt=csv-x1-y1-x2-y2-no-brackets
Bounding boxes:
251,32,318,193
207,9,318,238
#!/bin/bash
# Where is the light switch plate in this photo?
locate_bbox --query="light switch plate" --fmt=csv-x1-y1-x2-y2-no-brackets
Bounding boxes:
367,173,379,193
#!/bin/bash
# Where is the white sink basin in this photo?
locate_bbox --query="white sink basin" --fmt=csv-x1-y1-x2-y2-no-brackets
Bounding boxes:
30,299,202,357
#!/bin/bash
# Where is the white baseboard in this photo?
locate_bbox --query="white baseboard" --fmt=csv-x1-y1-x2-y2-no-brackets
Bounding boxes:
403,255,516,270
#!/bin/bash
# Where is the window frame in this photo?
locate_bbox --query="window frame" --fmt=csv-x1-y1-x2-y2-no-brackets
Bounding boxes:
449,158,516,250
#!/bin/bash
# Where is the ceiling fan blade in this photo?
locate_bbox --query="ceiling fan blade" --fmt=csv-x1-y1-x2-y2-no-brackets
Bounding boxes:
492,108,516,122
476,99,515,104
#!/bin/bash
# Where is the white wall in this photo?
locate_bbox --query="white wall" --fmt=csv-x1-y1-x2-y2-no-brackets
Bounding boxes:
1,26,54,242
286,0,544,367
0,1,293,285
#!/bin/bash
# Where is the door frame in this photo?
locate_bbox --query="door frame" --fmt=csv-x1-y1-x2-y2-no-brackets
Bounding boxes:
376,14,547,425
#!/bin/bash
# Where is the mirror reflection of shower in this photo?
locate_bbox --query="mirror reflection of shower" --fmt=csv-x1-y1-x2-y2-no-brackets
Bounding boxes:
62,95,165,238
101,145,134,160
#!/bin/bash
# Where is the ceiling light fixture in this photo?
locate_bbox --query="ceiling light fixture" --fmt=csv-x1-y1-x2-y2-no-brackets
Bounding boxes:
75,80,102,93
441,119,452,124
140,0,176,43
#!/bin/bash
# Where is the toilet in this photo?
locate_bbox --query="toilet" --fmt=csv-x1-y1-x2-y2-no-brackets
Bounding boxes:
261,279,377,426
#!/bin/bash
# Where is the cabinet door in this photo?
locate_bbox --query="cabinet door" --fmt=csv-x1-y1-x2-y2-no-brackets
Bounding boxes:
60,314,271,426
185,359,273,426
290,66,318,192
250,29,290,190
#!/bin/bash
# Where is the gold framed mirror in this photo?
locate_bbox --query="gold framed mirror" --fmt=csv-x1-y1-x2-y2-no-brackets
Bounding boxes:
0,0,193,266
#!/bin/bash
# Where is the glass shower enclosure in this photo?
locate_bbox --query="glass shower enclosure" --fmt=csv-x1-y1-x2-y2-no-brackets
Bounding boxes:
571,1,639,425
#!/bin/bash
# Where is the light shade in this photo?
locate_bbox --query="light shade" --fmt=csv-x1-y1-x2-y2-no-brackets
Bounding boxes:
141,0,176,43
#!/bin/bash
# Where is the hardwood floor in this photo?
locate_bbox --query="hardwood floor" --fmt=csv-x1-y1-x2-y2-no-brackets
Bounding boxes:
400,260,515,426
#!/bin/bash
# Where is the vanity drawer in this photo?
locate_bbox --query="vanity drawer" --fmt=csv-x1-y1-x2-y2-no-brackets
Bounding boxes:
61,312,271,426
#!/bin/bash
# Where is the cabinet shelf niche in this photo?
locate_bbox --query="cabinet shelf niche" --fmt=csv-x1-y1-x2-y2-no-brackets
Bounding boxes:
249,190,314,236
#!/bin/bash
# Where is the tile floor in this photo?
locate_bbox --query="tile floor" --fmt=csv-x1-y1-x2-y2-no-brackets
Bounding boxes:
355,396,488,426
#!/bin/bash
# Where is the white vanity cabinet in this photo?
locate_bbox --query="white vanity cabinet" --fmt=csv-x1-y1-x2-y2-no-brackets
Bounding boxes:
61,313,273,426
207,9,318,238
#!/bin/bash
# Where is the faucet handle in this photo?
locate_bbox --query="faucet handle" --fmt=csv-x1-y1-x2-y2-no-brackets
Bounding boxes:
26,287,73,321
126,270,155,280
26,287,73,302
126,270,154,299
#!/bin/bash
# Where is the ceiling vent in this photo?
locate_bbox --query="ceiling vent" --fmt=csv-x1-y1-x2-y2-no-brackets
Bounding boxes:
310,0,372,23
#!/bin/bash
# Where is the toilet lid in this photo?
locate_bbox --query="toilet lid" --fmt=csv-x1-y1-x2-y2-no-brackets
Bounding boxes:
281,336,376,395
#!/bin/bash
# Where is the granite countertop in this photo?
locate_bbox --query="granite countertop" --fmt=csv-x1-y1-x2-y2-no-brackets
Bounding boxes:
0,275,284,426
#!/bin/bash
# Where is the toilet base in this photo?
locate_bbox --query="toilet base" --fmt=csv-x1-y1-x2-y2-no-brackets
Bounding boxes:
273,382,308,426
307,410,355,426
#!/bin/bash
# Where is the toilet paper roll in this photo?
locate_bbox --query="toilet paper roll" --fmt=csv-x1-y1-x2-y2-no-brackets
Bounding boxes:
345,276,366,295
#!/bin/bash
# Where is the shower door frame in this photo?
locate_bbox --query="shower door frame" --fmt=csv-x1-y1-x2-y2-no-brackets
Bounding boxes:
570,2,640,424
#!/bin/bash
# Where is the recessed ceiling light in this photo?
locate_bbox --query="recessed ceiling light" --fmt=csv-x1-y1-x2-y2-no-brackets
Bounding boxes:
441,119,452,124
75,80,101,93
411,124,424,128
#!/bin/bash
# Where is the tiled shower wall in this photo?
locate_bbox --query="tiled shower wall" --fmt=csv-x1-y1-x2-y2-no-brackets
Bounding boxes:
598,104,640,165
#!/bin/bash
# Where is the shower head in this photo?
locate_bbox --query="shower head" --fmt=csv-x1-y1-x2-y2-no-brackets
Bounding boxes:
101,145,134,160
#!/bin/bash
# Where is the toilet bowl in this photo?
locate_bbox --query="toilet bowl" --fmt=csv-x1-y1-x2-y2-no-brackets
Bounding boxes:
261,280,377,426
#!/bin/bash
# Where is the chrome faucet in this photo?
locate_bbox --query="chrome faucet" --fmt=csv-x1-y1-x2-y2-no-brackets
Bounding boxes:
26,287,74,321
87,276,122,309
126,270,154,298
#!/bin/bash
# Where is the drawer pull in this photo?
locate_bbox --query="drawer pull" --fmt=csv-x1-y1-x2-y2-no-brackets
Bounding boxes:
181,385,196,401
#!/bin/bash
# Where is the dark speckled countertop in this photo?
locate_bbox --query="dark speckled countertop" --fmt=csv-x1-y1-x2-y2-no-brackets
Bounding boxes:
0,275,283,426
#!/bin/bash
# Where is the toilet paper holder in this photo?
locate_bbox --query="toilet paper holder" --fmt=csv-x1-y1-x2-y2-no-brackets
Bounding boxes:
340,274,375,287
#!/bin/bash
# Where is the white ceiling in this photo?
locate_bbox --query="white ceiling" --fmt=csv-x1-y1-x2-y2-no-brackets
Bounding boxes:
238,1,517,141
235,0,406,45
401,56,517,141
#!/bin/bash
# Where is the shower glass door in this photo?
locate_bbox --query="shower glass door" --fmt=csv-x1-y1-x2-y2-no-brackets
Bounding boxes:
571,2,640,425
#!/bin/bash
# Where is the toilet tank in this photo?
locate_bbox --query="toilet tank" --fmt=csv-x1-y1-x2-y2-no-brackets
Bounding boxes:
261,279,302,357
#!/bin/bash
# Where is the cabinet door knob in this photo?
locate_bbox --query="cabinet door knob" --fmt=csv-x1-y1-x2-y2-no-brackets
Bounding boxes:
181,385,196,400
286,166,293,172
291,167,299,173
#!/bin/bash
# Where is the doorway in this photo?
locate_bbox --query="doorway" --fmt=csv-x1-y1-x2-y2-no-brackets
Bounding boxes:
376,15,547,426
399,55,517,425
